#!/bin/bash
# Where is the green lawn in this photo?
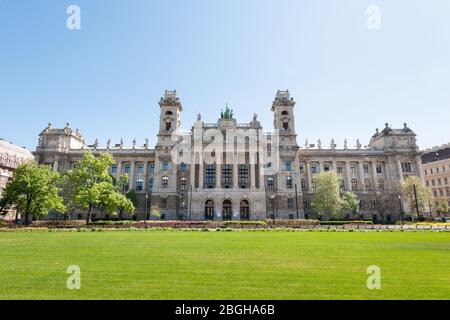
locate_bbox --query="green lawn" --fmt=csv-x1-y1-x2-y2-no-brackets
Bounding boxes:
0,230,448,300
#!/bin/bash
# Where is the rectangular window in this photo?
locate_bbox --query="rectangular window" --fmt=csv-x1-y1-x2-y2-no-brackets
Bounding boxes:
238,164,249,188
337,165,343,174
161,198,167,209
124,163,131,173
287,198,294,209
180,163,188,172
222,165,232,187
311,164,317,174
299,164,304,173
148,163,155,173
162,161,169,171
205,164,216,187
111,164,118,173
363,165,369,174
137,163,144,173
402,162,412,173
324,163,330,172
376,165,382,174
285,161,292,172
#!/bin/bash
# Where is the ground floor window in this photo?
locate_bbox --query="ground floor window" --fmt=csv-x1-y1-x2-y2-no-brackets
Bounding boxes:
222,200,232,220
205,200,214,220
240,200,250,220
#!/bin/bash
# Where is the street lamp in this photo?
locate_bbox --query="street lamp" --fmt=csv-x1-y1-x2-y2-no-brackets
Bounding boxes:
144,192,148,224
295,184,299,219
398,195,404,225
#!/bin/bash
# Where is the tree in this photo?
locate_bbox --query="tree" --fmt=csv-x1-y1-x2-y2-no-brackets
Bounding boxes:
112,174,132,220
311,172,344,219
65,152,135,223
0,163,66,224
399,176,432,219
435,197,449,217
342,191,359,214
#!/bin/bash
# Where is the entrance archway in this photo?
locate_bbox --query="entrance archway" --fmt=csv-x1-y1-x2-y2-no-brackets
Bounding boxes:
222,200,232,221
205,200,215,220
240,200,250,221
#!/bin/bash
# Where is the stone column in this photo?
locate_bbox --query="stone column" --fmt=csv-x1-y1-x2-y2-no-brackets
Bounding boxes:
416,155,425,183
371,161,378,191
130,161,136,190
332,161,337,172
359,162,365,192
345,161,352,191
52,159,59,173
396,159,404,182
190,153,196,189
216,159,221,189
306,161,312,192
250,154,256,189
117,160,122,176
144,161,149,191
319,161,324,174
199,158,204,190
233,155,238,190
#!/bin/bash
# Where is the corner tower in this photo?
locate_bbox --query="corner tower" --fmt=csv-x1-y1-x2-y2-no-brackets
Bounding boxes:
271,90,298,147
157,90,183,147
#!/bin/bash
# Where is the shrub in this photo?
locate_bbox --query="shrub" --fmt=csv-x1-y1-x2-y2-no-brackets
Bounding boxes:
266,219,320,228
320,220,373,225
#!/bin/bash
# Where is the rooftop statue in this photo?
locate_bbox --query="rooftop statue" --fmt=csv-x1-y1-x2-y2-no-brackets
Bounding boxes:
220,103,234,120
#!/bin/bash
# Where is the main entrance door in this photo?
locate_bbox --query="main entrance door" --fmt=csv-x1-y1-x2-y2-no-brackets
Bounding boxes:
240,200,250,220
222,200,232,221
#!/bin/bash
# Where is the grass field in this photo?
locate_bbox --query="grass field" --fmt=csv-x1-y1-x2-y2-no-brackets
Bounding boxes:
0,230,448,300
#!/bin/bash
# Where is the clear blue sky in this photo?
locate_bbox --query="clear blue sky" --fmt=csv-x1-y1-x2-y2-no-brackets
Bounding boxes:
1,0,449,151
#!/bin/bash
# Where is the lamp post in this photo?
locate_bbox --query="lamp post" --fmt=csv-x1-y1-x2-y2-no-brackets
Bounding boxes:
413,184,420,222
295,184,299,219
144,192,148,224
189,185,192,221
398,195,404,226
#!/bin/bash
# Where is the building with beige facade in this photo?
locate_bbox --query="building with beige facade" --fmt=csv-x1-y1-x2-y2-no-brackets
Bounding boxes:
0,139,34,220
33,90,424,222
422,143,450,213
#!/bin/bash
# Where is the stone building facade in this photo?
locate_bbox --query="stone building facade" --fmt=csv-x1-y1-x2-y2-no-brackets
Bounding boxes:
422,143,450,212
0,139,34,220
33,90,423,222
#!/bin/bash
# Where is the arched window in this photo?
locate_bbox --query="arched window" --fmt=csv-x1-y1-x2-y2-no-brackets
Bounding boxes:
148,178,154,192
135,179,143,191
166,122,172,131
281,111,289,116
351,179,359,191
222,200,232,221
180,162,187,172
180,177,187,191
267,176,274,190
161,176,169,188
286,176,293,189
205,200,215,220
240,200,250,220
282,119,289,131
165,111,173,115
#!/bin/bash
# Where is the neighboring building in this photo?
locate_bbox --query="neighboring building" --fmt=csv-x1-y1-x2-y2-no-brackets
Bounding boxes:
422,143,450,212
0,139,34,220
34,90,423,222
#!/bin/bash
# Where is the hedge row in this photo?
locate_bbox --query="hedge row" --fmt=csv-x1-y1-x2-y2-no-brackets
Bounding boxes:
319,221,374,225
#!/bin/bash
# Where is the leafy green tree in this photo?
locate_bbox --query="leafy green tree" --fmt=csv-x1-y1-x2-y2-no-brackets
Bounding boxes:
342,191,359,214
311,172,343,219
400,176,432,219
112,174,132,219
435,197,449,216
0,163,66,224
65,152,135,223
